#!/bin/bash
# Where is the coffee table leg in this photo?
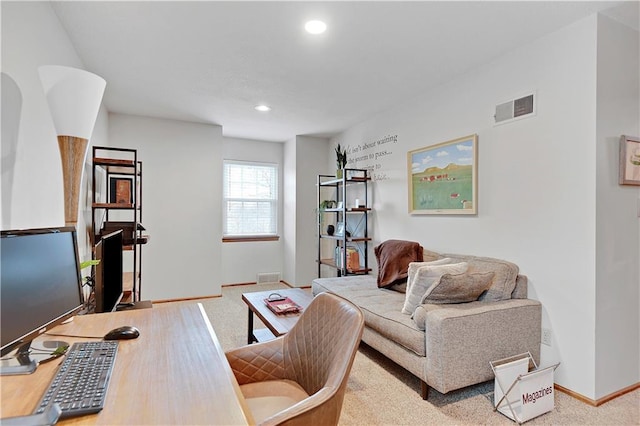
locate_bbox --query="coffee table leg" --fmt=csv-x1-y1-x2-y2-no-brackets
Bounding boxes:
247,307,255,344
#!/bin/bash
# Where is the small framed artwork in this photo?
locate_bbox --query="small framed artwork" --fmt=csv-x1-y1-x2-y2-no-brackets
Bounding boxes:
408,134,478,215
109,177,134,204
619,135,640,185
335,222,345,237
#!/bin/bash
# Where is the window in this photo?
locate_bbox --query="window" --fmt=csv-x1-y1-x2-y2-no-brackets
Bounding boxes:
223,160,278,240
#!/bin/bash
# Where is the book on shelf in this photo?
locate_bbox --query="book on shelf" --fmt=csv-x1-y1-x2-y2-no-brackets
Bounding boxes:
264,297,302,315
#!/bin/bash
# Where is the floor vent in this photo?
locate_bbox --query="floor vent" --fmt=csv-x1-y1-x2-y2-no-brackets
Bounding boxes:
494,93,536,125
257,272,281,285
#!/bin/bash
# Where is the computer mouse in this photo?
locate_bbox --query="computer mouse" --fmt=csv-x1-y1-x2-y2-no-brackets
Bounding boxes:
104,326,140,340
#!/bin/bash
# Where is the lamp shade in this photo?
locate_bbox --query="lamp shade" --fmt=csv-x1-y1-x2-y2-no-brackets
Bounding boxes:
38,65,106,140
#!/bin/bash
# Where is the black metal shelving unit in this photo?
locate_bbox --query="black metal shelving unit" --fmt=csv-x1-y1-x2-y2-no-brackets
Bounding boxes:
317,168,371,277
91,146,147,302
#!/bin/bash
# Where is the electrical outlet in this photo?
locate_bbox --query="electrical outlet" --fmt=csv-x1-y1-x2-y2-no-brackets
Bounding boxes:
542,328,552,346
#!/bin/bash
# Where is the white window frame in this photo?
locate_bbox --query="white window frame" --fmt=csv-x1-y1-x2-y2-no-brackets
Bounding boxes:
222,160,279,241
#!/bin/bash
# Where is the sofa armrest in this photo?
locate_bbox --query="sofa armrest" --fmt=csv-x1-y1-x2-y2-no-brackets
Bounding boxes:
415,299,541,394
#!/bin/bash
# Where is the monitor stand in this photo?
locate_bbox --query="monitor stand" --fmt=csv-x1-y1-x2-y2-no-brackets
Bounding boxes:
0,340,69,376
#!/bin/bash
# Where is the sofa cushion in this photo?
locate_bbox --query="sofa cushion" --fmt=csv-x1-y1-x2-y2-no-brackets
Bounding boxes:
374,240,424,288
402,262,469,315
443,253,519,301
312,276,427,357
421,271,495,304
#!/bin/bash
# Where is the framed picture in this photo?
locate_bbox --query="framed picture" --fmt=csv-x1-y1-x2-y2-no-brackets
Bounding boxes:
407,134,478,215
109,177,134,204
335,221,345,237
619,135,640,185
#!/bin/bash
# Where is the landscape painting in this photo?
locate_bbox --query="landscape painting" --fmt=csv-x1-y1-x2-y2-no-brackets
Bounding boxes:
408,134,477,215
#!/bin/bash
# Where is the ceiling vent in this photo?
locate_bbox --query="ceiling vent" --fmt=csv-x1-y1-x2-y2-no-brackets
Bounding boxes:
494,93,536,125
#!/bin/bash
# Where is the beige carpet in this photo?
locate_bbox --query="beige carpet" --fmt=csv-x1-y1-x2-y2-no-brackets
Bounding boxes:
197,283,639,425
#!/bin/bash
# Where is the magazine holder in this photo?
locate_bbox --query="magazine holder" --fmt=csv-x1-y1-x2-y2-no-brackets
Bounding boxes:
490,352,560,424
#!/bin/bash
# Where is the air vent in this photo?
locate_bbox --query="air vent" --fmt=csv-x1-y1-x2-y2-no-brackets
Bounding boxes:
257,272,281,285
494,93,536,125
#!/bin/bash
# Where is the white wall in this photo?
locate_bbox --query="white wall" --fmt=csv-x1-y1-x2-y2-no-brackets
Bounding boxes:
329,15,639,400
108,114,222,301
283,137,297,286
283,136,330,287
1,1,109,267
295,136,330,286
594,14,640,399
221,137,284,284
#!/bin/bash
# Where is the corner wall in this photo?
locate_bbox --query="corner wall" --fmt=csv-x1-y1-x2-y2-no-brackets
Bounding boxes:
330,14,639,399
108,113,223,301
595,14,640,399
283,135,330,287
1,1,109,266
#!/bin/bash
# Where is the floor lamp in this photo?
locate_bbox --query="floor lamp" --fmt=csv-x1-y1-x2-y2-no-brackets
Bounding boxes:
39,65,106,227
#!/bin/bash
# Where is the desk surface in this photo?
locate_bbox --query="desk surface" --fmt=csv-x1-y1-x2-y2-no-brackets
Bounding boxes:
0,303,254,425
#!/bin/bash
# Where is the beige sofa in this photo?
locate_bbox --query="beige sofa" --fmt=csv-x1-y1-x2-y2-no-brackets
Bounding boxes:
312,250,542,399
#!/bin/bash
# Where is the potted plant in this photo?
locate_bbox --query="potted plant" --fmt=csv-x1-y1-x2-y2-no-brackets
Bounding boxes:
316,200,337,235
335,144,347,179
320,200,337,210
80,259,100,287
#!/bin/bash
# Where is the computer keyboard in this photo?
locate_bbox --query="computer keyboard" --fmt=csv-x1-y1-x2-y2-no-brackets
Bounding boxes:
34,341,118,419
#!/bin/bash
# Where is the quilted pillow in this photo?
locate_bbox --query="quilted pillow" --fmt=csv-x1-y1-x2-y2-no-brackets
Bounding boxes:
421,271,495,304
401,262,468,315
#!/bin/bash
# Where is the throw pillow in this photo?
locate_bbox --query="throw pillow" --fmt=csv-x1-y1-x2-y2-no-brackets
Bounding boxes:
401,262,468,315
392,257,451,293
374,240,424,288
406,258,452,294
442,253,519,302
421,271,495,304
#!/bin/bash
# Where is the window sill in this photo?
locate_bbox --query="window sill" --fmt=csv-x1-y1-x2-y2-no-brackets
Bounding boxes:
222,235,280,243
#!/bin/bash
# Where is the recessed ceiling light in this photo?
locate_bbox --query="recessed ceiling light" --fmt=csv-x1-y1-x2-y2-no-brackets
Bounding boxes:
255,105,271,112
305,20,326,35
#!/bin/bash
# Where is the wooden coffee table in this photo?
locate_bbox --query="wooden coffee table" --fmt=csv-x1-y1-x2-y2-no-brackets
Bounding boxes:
242,288,313,344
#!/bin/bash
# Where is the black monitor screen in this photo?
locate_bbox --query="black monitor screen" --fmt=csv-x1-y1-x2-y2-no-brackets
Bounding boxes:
94,229,123,313
1,227,84,356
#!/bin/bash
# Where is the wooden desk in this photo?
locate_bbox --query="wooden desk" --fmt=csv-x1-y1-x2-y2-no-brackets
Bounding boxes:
242,288,313,344
0,303,254,425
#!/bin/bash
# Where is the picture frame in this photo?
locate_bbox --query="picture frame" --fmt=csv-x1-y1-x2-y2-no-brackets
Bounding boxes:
335,221,345,237
335,201,344,210
407,134,478,215
109,177,134,204
619,135,640,186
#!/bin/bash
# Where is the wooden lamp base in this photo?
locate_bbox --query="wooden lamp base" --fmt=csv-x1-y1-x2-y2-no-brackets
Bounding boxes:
57,135,88,226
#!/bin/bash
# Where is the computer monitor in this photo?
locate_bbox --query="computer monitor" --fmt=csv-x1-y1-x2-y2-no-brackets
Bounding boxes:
0,227,84,371
93,229,124,313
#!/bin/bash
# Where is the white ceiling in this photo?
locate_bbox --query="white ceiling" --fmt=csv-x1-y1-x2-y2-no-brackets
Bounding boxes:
50,1,639,142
